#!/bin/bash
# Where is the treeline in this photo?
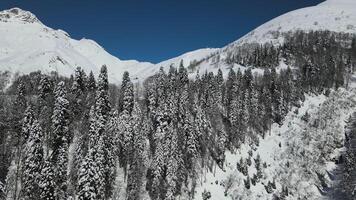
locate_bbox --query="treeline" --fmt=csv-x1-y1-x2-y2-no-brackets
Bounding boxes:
0,30,355,200
225,31,356,71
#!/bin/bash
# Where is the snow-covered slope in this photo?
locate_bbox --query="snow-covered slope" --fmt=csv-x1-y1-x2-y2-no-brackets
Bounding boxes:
194,88,356,200
1,0,356,84
0,8,158,84
0,8,218,84
187,0,356,76
230,0,356,47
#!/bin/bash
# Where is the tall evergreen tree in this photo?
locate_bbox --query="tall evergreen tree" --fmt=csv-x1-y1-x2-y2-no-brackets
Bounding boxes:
51,81,70,199
21,119,43,200
5,106,34,200
225,68,236,116
96,65,110,120
126,103,147,200
71,67,87,95
39,157,55,200
119,71,134,114
77,139,105,200
119,72,135,116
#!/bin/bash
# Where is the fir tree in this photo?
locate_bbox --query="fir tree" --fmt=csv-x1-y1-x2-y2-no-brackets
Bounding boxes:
39,158,55,200
96,65,110,120
87,71,96,92
119,71,134,114
6,106,35,200
94,65,115,198
77,144,104,200
21,119,44,200
225,68,236,116
51,81,70,199
72,66,87,95
126,103,147,200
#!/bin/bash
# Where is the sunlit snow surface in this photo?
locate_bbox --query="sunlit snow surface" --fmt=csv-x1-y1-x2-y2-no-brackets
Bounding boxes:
1,0,356,84
231,0,356,46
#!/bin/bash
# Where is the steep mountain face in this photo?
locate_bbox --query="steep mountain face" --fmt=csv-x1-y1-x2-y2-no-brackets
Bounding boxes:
0,8,151,84
0,0,356,85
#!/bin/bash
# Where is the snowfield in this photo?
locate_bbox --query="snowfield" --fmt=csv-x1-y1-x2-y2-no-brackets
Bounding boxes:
194,88,356,200
230,0,356,46
1,0,356,85
0,8,216,85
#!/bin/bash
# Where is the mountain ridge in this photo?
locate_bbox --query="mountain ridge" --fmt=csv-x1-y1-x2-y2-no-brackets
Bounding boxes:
1,0,356,85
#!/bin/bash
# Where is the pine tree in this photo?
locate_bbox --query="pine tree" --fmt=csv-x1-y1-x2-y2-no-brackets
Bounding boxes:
77,104,107,200
72,66,87,95
96,65,110,120
71,67,88,117
150,100,172,199
51,81,70,199
254,154,263,180
119,107,133,172
21,119,44,200
13,81,27,122
52,81,70,149
178,60,189,87
123,81,134,114
38,75,55,156
126,103,147,200
249,83,259,131
225,68,236,116
119,71,134,114
335,56,345,89
87,71,96,92
165,126,180,200
241,91,250,141
77,143,105,200
39,158,55,200
38,76,53,101
94,65,115,198
216,68,224,109
5,105,35,200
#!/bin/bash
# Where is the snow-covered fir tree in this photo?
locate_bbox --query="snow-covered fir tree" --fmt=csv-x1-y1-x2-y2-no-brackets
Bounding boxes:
21,118,44,200
39,157,55,200
51,81,70,199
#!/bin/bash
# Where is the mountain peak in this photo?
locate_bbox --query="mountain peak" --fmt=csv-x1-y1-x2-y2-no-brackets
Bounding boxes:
0,7,41,24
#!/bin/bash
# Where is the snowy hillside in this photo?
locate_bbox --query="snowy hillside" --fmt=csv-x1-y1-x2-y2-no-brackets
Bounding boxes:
188,0,356,74
231,0,356,46
0,8,155,84
0,8,218,85
194,88,356,200
1,1,356,84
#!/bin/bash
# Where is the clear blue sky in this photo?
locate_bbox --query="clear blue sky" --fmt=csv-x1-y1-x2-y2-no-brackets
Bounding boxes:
0,0,324,63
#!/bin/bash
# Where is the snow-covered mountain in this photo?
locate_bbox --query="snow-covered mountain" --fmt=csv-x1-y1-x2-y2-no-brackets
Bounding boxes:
0,7,217,84
197,0,356,75
228,0,356,48
1,0,356,84
0,8,153,84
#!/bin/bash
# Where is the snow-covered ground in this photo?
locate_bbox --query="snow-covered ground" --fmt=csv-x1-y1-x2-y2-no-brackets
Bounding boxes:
229,0,356,47
194,87,356,200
